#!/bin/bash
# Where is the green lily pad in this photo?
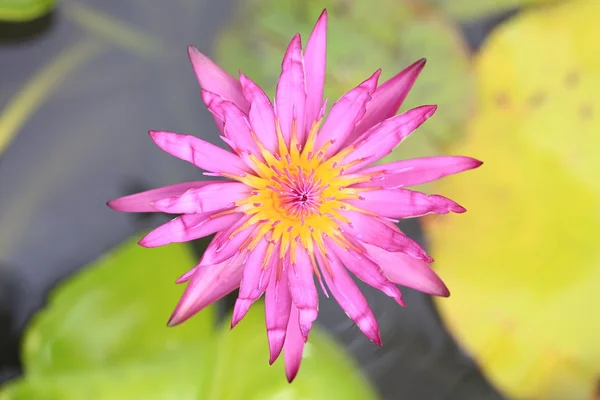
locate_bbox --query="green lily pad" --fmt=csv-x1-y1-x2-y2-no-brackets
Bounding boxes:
21,236,215,375
214,0,473,164
196,304,378,400
0,236,377,399
0,235,216,399
0,0,56,22
426,0,600,398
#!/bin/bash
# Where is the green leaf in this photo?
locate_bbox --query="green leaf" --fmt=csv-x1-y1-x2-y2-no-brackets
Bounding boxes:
426,0,600,398
1,236,377,399
0,350,212,400
193,304,378,400
21,235,216,375
0,0,56,22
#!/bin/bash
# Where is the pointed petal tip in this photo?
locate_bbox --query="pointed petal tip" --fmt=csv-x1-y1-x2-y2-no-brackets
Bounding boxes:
167,304,194,327
187,44,198,54
429,278,451,297
269,351,281,365
167,307,196,327
286,370,299,383
267,328,286,365
453,204,467,213
425,104,438,118
370,69,382,86
299,324,312,342
166,314,181,327
372,333,383,346
238,72,249,85
187,45,211,64
106,197,147,213
147,130,162,143
286,33,302,50
231,299,252,328
414,58,427,69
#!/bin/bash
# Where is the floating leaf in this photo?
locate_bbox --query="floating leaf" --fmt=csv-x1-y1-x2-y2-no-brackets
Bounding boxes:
21,236,215,375
214,0,473,165
0,236,377,399
0,235,216,398
426,0,600,398
0,0,56,22
199,305,378,400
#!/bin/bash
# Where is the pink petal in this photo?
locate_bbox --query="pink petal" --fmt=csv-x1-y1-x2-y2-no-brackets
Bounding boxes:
201,90,261,156
283,305,306,382
287,246,318,340
107,181,216,212
201,219,256,266
303,9,328,127
231,239,272,327
327,239,405,307
240,73,278,154
139,212,240,248
265,259,292,364
167,254,244,326
315,70,380,158
148,131,250,175
347,188,465,219
317,251,381,345
175,266,198,284
188,45,248,111
347,59,426,144
360,156,483,189
340,210,432,261
151,182,250,214
342,105,437,173
364,243,449,297
275,34,307,145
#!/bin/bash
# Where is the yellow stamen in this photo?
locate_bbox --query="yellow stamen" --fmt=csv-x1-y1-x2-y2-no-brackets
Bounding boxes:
221,172,264,189
275,118,289,158
225,113,378,272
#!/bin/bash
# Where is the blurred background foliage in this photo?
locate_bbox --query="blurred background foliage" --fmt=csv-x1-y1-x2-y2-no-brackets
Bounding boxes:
214,0,474,170
1,0,598,399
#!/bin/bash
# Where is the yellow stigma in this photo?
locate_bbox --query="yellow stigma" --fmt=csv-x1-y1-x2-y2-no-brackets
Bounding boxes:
223,119,374,257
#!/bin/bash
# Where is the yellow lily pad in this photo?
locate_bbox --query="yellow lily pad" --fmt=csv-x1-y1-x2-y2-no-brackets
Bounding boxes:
426,0,600,398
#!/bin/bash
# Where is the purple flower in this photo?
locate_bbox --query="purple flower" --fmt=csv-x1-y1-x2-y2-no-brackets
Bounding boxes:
108,10,481,382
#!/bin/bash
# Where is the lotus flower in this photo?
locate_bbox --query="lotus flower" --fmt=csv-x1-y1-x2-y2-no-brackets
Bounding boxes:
108,9,481,382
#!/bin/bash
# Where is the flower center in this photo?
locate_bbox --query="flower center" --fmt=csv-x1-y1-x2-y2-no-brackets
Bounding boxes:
220,121,376,260
269,166,329,223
